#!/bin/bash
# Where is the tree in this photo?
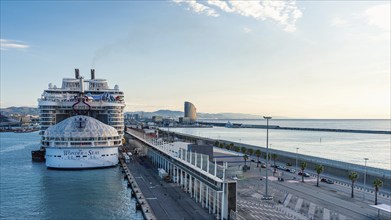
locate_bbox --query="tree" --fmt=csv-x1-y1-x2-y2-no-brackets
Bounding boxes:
214,141,220,147
300,162,307,182
225,144,231,150
248,148,254,156
315,164,324,187
229,143,234,150
271,154,278,173
373,178,383,205
255,149,261,167
243,154,249,166
219,143,225,149
241,147,247,155
234,146,241,152
348,171,359,198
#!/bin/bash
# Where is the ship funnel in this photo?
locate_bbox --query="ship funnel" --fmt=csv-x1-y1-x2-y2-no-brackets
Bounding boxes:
79,77,85,93
75,69,80,79
91,69,95,80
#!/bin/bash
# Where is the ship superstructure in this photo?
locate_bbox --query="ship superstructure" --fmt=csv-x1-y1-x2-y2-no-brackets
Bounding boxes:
38,69,125,138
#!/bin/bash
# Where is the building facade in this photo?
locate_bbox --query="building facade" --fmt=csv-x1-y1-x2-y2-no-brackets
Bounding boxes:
184,101,196,122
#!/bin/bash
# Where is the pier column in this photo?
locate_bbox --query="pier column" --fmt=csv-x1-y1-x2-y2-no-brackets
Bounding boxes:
201,154,203,170
184,172,188,192
188,175,193,198
181,170,184,189
213,190,217,214
193,178,197,199
207,156,210,174
206,187,210,213
190,151,192,165
200,182,203,207
214,160,217,177
195,152,197,167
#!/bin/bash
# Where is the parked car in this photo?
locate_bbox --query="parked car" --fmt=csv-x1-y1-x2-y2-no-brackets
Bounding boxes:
298,172,310,177
261,163,266,168
321,178,334,184
286,168,296,173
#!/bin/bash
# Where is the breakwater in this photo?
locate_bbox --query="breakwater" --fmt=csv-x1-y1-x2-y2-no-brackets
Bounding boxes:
198,122,391,134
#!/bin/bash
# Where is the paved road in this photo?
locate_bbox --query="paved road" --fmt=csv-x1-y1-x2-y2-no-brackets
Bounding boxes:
236,162,391,220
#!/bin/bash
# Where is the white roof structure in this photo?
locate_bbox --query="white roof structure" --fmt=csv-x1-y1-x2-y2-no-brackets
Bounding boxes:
44,115,119,138
370,204,391,213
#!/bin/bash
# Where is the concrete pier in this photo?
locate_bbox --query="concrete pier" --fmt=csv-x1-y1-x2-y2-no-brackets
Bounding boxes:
119,158,156,220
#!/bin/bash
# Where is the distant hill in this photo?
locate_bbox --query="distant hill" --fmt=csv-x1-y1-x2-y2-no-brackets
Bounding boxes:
1,107,265,119
0,107,38,117
126,110,261,119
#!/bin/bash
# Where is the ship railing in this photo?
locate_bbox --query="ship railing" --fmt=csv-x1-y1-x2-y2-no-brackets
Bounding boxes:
38,98,125,104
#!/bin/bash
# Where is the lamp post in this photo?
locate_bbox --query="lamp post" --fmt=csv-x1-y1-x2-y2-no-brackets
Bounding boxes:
296,148,299,174
363,158,369,200
263,116,272,199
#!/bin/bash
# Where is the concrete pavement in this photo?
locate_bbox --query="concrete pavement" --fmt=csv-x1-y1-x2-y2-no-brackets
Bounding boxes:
236,162,391,220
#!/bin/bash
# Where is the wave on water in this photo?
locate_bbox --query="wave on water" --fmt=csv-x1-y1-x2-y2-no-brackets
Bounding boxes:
0,143,36,154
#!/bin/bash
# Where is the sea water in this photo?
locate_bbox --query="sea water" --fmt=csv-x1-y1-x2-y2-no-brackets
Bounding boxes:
0,132,143,220
168,119,391,170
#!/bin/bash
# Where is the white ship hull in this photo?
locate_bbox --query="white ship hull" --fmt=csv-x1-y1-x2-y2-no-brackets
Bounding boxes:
46,147,118,169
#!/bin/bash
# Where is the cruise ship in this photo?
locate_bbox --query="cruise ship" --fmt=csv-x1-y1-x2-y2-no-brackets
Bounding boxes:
32,69,126,168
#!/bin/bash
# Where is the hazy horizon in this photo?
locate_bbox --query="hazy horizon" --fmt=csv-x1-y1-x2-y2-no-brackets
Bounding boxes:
1,1,390,119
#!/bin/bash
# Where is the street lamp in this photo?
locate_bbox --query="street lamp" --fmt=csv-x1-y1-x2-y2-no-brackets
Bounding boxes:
363,158,369,200
263,116,272,199
296,148,299,174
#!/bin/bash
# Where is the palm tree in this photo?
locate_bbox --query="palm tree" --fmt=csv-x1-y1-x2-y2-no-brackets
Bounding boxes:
271,154,278,173
241,147,247,155
373,178,383,205
348,172,359,198
219,143,225,149
300,162,307,182
234,146,241,152
225,144,231,150
214,141,220,147
315,164,324,187
243,154,249,166
255,149,261,167
248,148,254,156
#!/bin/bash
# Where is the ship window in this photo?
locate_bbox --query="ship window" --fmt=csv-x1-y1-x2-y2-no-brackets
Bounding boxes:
83,155,87,157
102,155,106,156
76,156,80,157
58,155,61,157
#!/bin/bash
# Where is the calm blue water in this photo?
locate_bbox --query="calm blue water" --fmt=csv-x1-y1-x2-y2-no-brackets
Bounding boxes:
0,132,143,220
169,119,391,170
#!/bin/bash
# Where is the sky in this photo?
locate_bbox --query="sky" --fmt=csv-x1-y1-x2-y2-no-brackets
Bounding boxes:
1,1,390,119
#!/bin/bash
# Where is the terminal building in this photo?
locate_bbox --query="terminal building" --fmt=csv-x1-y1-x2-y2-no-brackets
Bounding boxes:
184,101,197,122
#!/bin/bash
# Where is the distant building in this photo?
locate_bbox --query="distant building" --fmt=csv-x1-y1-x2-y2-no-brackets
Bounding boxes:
152,116,163,123
179,117,191,124
184,101,196,122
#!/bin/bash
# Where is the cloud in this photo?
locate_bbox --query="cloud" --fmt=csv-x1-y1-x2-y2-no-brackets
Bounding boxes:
0,39,30,50
243,27,253,33
331,17,348,27
173,0,303,32
365,3,390,31
173,0,219,17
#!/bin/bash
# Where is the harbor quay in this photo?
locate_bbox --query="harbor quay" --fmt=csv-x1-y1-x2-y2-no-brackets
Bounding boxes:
121,128,390,219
